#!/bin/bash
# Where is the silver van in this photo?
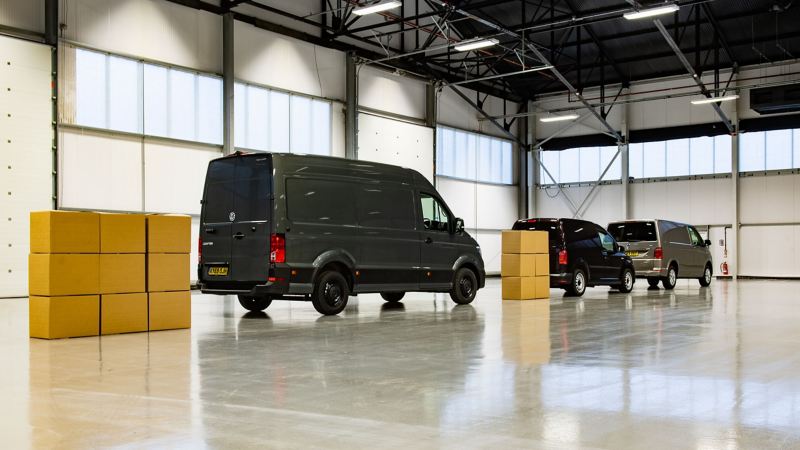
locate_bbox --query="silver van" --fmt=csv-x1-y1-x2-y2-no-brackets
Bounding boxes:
606,220,713,289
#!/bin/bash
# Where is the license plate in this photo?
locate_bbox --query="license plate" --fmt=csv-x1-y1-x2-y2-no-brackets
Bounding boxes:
207,266,229,276
625,251,640,257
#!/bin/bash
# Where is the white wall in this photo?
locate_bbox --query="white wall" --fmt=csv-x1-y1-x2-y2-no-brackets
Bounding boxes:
0,0,43,33
359,66,426,120
357,113,434,182
535,184,625,230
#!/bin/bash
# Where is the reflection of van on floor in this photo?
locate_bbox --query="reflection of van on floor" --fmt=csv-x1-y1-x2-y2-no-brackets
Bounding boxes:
606,220,713,289
198,152,485,315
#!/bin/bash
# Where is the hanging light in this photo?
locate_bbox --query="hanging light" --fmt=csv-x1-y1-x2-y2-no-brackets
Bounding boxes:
623,4,679,20
352,1,402,16
540,114,579,123
454,38,499,52
691,94,739,105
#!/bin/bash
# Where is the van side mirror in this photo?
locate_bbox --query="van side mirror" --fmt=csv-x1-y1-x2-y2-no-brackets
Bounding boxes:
704,239,712,247
453,218,465,234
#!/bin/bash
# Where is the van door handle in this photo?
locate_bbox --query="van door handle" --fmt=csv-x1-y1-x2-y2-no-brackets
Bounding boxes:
205,228,216,234
424,237,433,244
233,232,245,239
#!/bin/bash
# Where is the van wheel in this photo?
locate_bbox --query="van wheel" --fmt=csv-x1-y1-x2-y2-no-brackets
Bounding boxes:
662,265,677,290
699,265,712,287
380,292,405,303
238,295,272,312
312,270,349,315
449,268,478,305
565,268,587,297
618,268,634,293
647,277,660,288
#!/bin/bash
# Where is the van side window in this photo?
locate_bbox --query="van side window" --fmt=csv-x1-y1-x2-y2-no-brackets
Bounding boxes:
598,230,615,252
688,227,704,246
420,193,449,231
286,178,356,225
357,186,415,230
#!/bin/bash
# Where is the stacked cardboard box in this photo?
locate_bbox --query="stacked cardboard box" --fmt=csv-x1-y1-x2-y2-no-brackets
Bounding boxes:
99,213,147,335
146,215,191,331
501,230,550,300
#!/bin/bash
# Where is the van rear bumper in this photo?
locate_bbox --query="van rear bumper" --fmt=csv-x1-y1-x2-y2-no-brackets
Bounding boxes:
200,277,292,297
632,258,665,277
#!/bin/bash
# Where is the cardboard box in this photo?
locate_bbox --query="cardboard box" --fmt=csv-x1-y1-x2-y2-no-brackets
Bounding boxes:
146,214,191,253
30,210,99,254
147,253,190,292
535,254,550,276
100,213,146,253
535,275,550,299
100,254,145,294
29,254,99,296
501,230,548,254
502,277,536,300
29,295,100,339
501,254,537,277
149,291,191,331
101,293,148,335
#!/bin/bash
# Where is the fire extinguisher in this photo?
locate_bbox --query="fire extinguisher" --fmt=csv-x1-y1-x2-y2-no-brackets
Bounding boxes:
720,261,729,276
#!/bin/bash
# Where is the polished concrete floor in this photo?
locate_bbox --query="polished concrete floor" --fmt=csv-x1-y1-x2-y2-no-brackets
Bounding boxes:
2,278,800,449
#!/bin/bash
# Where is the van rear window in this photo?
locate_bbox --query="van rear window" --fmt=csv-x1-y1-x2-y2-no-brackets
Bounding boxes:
203,157,271,224
608,222,657,242
512,220,560,244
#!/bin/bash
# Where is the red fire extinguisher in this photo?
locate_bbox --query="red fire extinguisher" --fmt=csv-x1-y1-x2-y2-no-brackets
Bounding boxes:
720,261,729,276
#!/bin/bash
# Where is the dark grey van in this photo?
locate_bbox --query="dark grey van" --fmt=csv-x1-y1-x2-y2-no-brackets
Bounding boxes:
198,152,485,315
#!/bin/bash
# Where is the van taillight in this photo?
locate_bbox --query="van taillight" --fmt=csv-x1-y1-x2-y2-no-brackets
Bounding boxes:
270,233,286,263
198,237,203,264
654,247,663,259
558,249,568,265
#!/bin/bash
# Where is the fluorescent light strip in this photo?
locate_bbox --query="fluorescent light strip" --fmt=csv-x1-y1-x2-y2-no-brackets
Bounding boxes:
540,114,580,123
352,1,402,16
691,95,739,105
454,38,499,52
623,4,679,20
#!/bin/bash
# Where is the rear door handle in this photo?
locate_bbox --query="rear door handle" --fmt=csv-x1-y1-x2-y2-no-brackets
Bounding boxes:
424,237,433,244
233,232,245,239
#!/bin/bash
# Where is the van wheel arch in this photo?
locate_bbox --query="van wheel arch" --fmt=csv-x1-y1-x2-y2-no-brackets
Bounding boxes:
315,261,355,292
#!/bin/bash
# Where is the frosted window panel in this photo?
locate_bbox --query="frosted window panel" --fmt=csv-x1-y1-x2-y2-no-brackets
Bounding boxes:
628,143,643,179
454,130,468,179
714,134,732,173
490,139,503,182
311,99,331,155
665,139,689,176
466,134,477,181
234,83,247,149
75,49,107,128
143,64,168,137
107,56,140,133
794,129,800,169
739,132,765,172
540,150,559,184
290,96,312,153
197,75,222,145
600,146,621,180
579,147,600,182
560,148,580,183
169,69,196,141
690,137,714,175
766,129,792,170
441,128,455,176
642,141,666,178
501,142,513,184
435,128,444,174
246,86,269,151
478,136,492,182
269,91,290,152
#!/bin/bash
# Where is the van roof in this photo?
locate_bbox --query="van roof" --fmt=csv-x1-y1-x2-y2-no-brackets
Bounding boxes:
608,219,691,227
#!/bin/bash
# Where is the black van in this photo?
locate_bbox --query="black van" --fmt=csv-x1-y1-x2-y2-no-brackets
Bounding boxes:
512,218,635,296
198,152,485,315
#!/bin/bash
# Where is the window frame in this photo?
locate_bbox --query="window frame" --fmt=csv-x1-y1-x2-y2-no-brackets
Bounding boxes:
435,125,515,186
418,192,452,233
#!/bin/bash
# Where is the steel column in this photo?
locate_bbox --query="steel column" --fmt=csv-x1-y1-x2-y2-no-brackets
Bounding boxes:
345,52,358,159
222,12,234,155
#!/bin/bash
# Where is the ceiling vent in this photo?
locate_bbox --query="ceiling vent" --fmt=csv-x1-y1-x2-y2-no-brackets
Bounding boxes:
750,85,800,114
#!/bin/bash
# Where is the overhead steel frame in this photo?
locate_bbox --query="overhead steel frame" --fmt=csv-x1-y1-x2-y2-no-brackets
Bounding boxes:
45,0,58,209
222,11,235,155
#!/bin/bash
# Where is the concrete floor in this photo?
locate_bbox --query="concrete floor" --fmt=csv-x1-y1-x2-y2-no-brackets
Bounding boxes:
2,279,800,449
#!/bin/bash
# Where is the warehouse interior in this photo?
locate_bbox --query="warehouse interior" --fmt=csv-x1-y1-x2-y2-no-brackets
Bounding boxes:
2,0,800,447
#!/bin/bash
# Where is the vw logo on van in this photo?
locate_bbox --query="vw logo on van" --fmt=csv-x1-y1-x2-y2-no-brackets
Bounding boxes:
229,211,236,222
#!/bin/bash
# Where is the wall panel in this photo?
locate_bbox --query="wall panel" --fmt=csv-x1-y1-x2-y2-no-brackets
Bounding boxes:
359,66,425,119
144,141,221,215
357,113,434,182
0,0,44,33
630,178,733,226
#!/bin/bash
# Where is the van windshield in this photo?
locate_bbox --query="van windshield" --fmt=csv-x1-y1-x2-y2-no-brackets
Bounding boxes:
608,221,657,242
512,220,561,244
203,156,271,224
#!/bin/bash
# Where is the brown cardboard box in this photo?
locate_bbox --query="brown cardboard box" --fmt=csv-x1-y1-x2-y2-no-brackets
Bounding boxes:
101,293,148,335
535,254,550,276
502,277,536,300
147,253,190,292
501,230,548,254
146,214,191,253
100,254,145,294
534,275,550,299
149,291,191,330
100,213,146,253
501,254,537,277
29,295,100,339
28,254,99,296
30,210,99,254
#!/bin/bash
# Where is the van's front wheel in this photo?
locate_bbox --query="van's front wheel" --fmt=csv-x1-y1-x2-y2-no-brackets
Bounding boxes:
450,268,478,305
238,295,272,312
312,270,349,315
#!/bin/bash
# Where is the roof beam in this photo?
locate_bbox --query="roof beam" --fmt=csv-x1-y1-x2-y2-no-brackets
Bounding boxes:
561,0,628,86
701,3,737,67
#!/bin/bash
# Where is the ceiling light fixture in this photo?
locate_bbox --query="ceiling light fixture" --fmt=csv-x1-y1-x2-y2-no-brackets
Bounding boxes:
454,38,499,52
623,4,679,20
352,1,402,16
691,94,739,105
540,114,580,123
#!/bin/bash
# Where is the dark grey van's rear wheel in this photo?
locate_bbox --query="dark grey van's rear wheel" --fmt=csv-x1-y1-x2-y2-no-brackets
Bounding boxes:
449,268,478,305
565,268,586,297
238,295,272,312
312,270,349,315
662,265,677,290
699,265,712,287
380,292,405,302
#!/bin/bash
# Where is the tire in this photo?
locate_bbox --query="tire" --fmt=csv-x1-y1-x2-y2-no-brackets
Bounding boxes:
380,292,405,302
699,264,712,287
449,267,478,305
311,270,349,315
238,295,272,312
565,268,587,297
662,264,677,290
647,277,660,288
618,268,634,293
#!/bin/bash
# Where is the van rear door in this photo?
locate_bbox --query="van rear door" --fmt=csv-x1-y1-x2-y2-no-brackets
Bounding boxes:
200,158,237,283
